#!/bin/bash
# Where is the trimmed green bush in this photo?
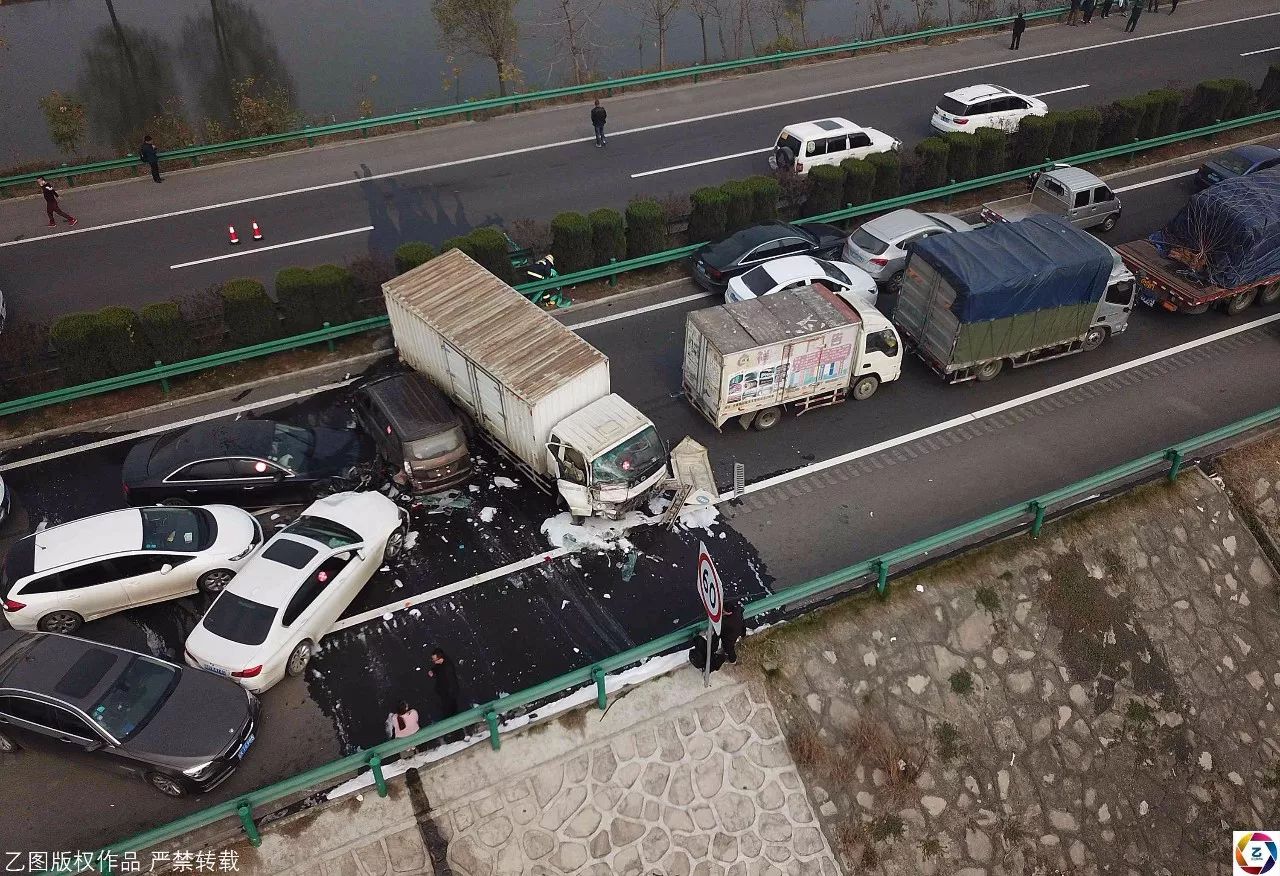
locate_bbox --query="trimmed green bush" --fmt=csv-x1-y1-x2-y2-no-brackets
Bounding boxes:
96,306,151,375
722,180,754,233
625,199,667,258
744,175,781,223
1261,63,1280,111
439,235,471,257
803,165,846,216
1132,94,1161,141
139,302,191,366
275,267,318,335
466,226,516,284
840,158,876,207
1101,99,1142,148
898,154,925,195
50,312,112,385
1043,111,1074,161
1066,107,1103,156
913,138,950,190
588,208,626,267
310,264,358,329
866,152,901,200
550,211,594,275
1147,89,1183,136
940,132,977,182
1182,78,1255,129
394,242,436,274
688,187,729,242
973,128,1008,178
1013,115,1053,167
219,278,278,347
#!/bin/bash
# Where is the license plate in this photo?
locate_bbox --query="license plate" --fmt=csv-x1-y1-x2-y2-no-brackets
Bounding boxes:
237,733,255,759
205,663,230,677
1139,292,1156,307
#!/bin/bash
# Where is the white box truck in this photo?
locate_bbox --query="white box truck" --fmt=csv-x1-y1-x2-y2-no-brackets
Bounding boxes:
683,285,903,431
383,250,670,521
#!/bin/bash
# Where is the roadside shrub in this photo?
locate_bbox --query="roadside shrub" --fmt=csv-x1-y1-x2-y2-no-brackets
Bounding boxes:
139,302,191,366
1043,111,1074,161
973,128,1008,178
550,211,594,275
913,137,950,190
393,242,436,274
275,267,318,335
722,180,754,233
866,152,900,200
1183,78,1255,129
219,277,278,347
625,199,667,258
466,226,516,284
588,208,626,267
49,312,111,385
1132,93,1161,141
803,165,845,216
1261,63,1280,112
1066,107,1102,156
96,306,151,375
898,154,925,195
688,186,729,242
940,132,977,182
840,158,876,207
309,264,359,329
1013,114,1053,167
1147,89,1183,136
744,175,781,223
1100,98,1142,148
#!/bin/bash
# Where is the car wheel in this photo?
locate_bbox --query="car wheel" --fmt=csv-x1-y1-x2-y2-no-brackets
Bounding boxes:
851,375,880,401
160,497,192,507
752,407,783,431
1224,288,1258,315
382,525,407,562
1258,280,1280,306
197,568,235,595
1100,214,1118,233
975,359,1004,382
887,271,905,293
37,610,83,634
146,771,187,798
1082,326,1108,352
286,640,314,677
0,731,19,754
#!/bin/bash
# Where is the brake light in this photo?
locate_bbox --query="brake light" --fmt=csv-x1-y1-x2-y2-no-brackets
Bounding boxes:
232,665,263,679
706,266,723,280
870,258,889,267
122,482,130,497
3,599,25,613
953,118,969,125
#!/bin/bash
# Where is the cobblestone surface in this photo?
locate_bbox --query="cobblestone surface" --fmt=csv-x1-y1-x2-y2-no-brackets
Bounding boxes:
740,470,1280,875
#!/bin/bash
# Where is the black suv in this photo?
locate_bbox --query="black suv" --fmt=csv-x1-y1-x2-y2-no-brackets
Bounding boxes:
0,629,259,797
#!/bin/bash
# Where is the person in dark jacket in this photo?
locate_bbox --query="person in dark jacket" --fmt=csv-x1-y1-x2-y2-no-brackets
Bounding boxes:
37,178,76,227
590,99,607,147
717,601,747,663
1010,13,1026,49
429,647,461,716
1146,0,1158,10
139,135,162,182
1125,1,1143,31
1100,0,1115,18
1082,0,1096,23
1066,0,1081,25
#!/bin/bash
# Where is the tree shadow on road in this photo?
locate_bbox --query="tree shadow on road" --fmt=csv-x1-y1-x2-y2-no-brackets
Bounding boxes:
353,163,503,258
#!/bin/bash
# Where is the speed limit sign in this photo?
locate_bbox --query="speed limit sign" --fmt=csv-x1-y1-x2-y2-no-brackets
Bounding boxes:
696,541,724,635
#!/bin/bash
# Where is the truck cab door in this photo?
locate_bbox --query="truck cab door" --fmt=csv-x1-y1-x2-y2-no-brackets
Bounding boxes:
549,440,592,518
858,328,903,383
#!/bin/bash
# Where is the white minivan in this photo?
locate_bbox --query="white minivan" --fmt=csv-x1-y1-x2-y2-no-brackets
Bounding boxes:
769,118,901,176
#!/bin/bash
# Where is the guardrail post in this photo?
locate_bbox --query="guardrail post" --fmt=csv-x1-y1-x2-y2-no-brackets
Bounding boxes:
154,361,170,396
1029,500,1045,538
191,155,201,167
369,753,389,797
875,558,889,597
306,127,315,147
1165,448,1184,482
592,666,608,710
466,110,473,121
609,257,618,286
361,127,368,138
485,710,501,750
607,87,614,97
324,322,335,353
237,801,262,847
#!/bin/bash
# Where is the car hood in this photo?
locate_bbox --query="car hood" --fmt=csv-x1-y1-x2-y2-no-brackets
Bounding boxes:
304,427,368,476
799,223,846,247
124,667,252,764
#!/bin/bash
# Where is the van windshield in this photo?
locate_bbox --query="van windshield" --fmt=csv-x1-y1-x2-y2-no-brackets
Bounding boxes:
591,427,665,486
407,426,466,460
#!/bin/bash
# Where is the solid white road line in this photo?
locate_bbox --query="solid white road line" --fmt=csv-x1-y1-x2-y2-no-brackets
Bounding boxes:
1030,84,1091,98
169,226,374,270
563,291,716,330
1241,45,1280,57
631,147,774,179
1112,169,1197,193
2,11,1275,250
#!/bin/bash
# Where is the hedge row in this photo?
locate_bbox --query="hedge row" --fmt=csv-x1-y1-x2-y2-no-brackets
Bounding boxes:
686,176,782,241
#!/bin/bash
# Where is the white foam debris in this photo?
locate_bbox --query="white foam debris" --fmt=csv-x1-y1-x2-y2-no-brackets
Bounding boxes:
394,579,404,589
560,600,569,610
468,485,480,493
409,608,421,618
678,503,720,531
403,531,419,551
382,613,393,621
479,507,498,523
493,477,519,489
647,494,673,516
539,511,646,551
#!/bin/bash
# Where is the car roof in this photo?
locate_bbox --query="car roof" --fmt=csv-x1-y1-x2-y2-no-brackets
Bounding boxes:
0,630,147,713
1043,166,1107,190
358,372,459,438
757,255,831,282
703,222,803,263
862,209,937,239
223,536,323,609
1221,144,1280,164
784,118,863,139
148,420,277,475
941,84,1014,104
20,509,145,574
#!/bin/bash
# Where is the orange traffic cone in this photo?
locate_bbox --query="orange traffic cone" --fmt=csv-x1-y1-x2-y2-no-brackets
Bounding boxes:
228,225,240,245
251,220,263,241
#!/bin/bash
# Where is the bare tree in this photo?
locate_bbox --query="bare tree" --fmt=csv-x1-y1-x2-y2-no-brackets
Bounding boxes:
630,0,683,71
689,0,724,63
545,0,603,85
785,0,814,47
910,0,939,28
432,0,520,96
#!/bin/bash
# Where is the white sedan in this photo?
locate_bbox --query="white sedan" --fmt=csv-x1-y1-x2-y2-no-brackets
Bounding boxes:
183,492,408,692
724,256,879,309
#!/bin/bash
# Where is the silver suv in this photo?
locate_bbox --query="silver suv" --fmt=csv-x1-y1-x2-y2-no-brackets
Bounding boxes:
842,210,974,291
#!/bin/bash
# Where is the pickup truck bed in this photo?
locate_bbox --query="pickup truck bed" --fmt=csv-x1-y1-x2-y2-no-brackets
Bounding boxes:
979,195,1045,225
1117,239,1280,314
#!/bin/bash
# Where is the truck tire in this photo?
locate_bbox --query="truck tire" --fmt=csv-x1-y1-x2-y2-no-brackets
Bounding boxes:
887,271,905,293
974,359,1004,382
1224,288,1258,315
851,375,880,401
752,407,783,431
1257,281,1280,306
1099,213,1118,233
1082,325,1108,352
1181,302,1210,315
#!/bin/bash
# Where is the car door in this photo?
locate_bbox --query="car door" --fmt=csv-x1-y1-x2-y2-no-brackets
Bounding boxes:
47,560,133,623
1002,98,1030,131
1069,188,1094,227
0,695,130,775
1092,185,1118,226
859,327,903,383
283,551,360,646
165,460,235,503
820,135,848,168
847,131,873,159
225,458,289,504
113,553,198,607
739,240,784,273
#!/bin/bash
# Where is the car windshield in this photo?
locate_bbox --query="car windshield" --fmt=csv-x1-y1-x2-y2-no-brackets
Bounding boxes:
740,266,779,297
1215,152,1255,175
407,426,466,460
282,515,361,549
87,656,176,741
850,227,889,256
820,262,851,284
202,591,277,646
936,96,970,116
268,424,315,471
141,507,210,552
591,427,665,486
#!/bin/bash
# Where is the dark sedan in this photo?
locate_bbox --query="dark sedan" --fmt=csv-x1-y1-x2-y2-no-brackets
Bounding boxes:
0,629,259,797
692,221,847,290
1194,145,1280,190
123,419,369,507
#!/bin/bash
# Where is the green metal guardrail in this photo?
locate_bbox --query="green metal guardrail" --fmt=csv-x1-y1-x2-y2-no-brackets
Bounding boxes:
3,109,1274,424
0,7,1066,195
58,400,1280,875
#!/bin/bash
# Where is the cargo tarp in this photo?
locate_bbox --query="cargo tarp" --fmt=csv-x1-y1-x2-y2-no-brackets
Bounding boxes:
1151,167,1280,290
909,214,1113,324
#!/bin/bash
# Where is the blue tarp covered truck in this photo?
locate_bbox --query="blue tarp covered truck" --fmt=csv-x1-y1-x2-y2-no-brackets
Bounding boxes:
894,215,1138,383
1119,167,1280,315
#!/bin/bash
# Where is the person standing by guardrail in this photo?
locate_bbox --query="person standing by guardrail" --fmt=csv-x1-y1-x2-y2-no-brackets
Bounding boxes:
37,178,76,227
1066,0,1081,25
1082,0,1096,24
716,601,747,664
1125,1,1143,31
591,99,608,148
1010,12,1026,49
428,646,463,741
139,135,162,183
1100,0,1115,19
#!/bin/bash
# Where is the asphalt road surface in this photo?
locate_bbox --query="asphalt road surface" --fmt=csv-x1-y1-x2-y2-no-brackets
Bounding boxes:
3,147,1280,853
0,0,1277,323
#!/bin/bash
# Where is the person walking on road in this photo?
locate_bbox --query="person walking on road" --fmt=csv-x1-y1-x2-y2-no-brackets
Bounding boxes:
1066,0,1080,25
1125,1,1143,31
716,602,747,664
139,135,162,183
1168,0,1178,12
590,99,607,148
37,178,76,227
1100,0,1114,18
1010,12,1026,49
1082,0,1096,23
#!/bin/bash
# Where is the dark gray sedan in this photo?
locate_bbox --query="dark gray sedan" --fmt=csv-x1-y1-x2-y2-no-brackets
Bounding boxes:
0,629,259,797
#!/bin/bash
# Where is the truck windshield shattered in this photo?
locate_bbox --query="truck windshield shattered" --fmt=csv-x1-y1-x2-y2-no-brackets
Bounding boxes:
592,427,665,485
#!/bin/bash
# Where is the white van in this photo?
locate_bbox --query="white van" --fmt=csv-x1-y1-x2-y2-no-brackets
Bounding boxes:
769,118,901,176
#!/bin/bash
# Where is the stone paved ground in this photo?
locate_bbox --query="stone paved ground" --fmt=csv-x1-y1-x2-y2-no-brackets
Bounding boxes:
734,468,1280,876
1218,431,1280,557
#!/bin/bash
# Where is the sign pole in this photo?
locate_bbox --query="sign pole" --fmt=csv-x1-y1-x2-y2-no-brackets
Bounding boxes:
703,626,712,688
695,541,725,690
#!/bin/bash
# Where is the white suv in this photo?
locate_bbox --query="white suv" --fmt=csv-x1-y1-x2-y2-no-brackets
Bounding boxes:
931,85,1047,134
2,505,262,633
769,118,901,176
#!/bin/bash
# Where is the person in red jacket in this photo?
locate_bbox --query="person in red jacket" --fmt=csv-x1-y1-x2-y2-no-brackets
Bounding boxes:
38,178,77,227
